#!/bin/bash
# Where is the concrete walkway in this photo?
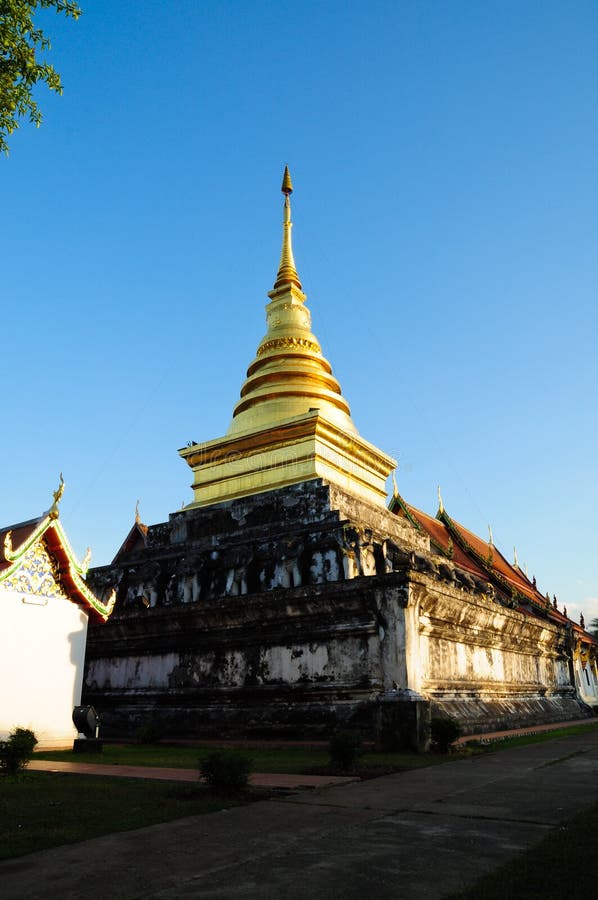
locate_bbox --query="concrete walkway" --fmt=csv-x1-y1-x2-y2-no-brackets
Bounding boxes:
4,727,598,899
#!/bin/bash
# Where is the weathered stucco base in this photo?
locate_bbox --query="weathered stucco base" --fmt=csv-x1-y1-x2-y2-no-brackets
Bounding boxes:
430,695,591,736
85,481,592,743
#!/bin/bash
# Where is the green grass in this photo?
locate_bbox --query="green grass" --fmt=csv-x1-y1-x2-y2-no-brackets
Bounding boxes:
36,744,328,772
444,800,598,899
470,721,598,751
34,743,447,775
0,773,245,861
34,721,598,774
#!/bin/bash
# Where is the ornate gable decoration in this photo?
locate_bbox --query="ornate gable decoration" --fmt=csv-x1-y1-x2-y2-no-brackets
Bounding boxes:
2,540,71,602
0,476,115,622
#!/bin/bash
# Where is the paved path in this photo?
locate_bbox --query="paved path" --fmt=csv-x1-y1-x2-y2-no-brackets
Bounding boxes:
27,758,356,790
4,728,598,899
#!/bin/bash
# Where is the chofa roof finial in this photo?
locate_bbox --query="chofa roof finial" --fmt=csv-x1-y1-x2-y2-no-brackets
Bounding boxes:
49,472,65,519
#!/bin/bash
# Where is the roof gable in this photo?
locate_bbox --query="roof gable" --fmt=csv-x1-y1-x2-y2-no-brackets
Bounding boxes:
0,514,115,623
111,521,149,564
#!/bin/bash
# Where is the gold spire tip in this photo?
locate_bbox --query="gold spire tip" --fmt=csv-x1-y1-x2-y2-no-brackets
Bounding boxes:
272,166,301,290
437,485,444,515
281,165,293,195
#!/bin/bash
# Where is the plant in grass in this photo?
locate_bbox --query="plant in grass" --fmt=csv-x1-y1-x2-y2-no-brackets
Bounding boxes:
329,730,364,771
430,716,462,753
199,751,253,793
133,720,166,744
0,727,38,774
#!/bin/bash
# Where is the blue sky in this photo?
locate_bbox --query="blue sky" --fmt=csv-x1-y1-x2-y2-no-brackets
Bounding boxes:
3,1,598,622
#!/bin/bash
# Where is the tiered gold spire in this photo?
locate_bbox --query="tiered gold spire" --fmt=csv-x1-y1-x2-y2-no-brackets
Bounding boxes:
227,167,356,436
180,168,396,509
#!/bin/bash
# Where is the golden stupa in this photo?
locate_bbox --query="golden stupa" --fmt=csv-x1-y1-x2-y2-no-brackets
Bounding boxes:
180,168,396,508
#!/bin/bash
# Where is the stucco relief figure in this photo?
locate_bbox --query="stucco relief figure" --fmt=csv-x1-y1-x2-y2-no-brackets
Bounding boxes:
139,561,160,607
248,542,276,592
204,549,226,598
382,539,407,574
175,558,196,604
358,529,377,576
309,550,325,584
307,534,340,584
382,539,396,574
273,537,303,588
165,573,177,605
123,569,142,607
341,527,361,579
322,547,340,581
225,546,251,596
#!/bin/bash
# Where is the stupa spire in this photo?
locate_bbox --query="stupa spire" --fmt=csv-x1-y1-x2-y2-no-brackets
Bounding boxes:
273,165,302,290
179,169,397,509
224,168,357,438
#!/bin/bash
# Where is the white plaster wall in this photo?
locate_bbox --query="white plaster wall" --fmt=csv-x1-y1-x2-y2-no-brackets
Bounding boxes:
576,661,598,706
86,639,370,692
422,635,559,689
411,585,574,700
261,643,330,683
0,589,88,749
87,653,180,690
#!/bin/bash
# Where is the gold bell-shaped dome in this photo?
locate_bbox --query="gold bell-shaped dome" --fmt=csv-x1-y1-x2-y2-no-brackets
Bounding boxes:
227,167,357,437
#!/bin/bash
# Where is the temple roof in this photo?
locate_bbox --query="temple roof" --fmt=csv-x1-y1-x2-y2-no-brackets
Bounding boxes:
390,490,596,643
0,484,115,623
111,517,148,564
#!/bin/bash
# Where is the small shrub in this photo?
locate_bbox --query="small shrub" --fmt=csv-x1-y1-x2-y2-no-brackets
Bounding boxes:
0,727,38,775
199,751,252,793
329,730,364,771
430,716,462,753
134,721,166,744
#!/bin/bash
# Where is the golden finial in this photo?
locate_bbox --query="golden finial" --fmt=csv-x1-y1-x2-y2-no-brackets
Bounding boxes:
81,546,92,573
488,524,494,547
273,166,302,290
4,530,13,559
513,546,520,568
135,499,141,524
49,472,65,519
437,485,444,515
281,165,293,195
391,471,399,498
